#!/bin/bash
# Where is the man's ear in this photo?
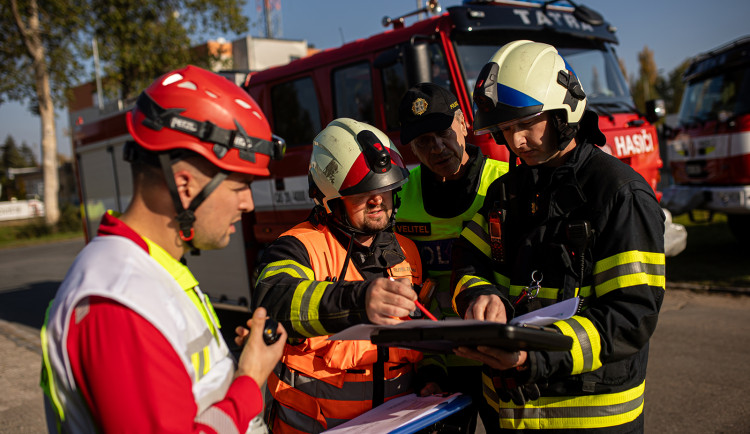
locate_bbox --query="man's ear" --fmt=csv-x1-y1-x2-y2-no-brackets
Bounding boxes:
173,169,196,210
457,110,468,137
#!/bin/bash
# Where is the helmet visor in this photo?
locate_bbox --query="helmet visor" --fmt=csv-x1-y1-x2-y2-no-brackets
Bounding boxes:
495,112,545,133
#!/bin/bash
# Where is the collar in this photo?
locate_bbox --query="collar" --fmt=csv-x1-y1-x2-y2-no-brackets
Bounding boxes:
97,211,198,291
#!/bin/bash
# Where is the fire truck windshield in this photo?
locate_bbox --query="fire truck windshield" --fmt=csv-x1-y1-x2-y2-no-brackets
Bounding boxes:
677,66,750,126
455,42,633,110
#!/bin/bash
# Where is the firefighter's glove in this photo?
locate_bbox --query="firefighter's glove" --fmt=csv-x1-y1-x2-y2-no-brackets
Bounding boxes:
491,369,540,406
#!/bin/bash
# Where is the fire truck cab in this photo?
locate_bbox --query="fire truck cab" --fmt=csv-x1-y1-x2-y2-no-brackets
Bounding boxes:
663,35,750,243
72,0,675,308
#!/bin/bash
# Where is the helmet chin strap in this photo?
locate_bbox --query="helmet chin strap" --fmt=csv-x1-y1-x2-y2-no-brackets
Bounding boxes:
550,112,579,151
158,153,228,256
325,190,400,283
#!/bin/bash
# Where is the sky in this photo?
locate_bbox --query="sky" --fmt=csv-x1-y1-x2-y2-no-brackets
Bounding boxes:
2,0,748,159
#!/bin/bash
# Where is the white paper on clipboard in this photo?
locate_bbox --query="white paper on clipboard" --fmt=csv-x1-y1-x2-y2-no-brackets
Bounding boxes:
509,297,580,327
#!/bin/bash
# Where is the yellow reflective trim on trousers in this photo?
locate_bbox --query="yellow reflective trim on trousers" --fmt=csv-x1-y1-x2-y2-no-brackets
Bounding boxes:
40,303,65,424
482,371,501,412
554,316,602,375
461,214,491,258
258,260,314,281
290,280,330,337
497,381,646,430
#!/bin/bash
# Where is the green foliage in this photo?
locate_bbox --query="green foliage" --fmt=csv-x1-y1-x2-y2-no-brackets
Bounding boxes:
56,201,82,233
1,134,38,200
655,60,690,114
88,0,250,100
14,218,52,239
0,202,82,248
632,46,659,113
629,48,692,116
0,0,86,109
1,135,27,169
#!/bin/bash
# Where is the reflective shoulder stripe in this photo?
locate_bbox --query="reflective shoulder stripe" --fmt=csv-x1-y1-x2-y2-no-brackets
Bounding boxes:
258,259,315,281
554,315,602,375
461,214,491,258
593,250,666,297
194,406,240,434
495,380,646,429
290,280,332,337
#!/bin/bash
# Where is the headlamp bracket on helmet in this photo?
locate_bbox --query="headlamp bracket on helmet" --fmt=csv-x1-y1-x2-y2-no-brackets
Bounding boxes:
474,62,500,113
557,70,586,113
136,92,282,163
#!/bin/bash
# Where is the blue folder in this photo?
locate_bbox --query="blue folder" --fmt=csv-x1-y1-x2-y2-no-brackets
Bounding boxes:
389,394,473,434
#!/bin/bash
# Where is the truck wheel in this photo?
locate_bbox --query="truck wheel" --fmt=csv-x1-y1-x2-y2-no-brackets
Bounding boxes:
727,214,750,243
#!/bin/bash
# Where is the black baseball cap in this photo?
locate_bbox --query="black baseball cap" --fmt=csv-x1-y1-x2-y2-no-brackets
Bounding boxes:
398,83,460,145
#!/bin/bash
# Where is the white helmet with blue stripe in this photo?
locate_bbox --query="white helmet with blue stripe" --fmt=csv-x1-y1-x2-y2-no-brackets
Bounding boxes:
472,40,588,138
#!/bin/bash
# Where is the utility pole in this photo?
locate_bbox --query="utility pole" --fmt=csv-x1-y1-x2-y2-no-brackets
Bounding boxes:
264,0,273,38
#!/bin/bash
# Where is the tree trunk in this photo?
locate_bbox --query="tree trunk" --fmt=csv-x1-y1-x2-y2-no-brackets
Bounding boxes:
39,74,60,226
11,0,60,225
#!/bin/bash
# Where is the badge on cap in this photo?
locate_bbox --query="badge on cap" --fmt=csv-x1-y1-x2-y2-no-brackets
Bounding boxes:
412,98,428,116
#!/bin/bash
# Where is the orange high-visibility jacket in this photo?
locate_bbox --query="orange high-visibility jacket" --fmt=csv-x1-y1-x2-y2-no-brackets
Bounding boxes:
266,222,424,433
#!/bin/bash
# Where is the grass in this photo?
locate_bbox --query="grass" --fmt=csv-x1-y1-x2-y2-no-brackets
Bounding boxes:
0,209,746,289
0,223,83,249
667,212,750,288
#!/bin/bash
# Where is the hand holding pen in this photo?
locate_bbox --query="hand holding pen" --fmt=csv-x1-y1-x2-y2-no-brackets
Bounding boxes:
364,276,429,325
391,277,438,322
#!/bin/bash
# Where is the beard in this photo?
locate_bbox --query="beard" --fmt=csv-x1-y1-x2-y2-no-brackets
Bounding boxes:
361,205,392,233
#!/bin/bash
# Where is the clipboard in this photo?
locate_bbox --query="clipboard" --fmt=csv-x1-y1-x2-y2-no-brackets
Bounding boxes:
370,322,572,353
388,394,473,434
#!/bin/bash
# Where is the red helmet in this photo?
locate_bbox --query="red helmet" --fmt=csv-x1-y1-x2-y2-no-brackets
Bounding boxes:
126,65,282,176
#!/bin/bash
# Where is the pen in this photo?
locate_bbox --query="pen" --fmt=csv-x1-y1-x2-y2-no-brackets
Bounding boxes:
414,299,438,322
390,277,438,321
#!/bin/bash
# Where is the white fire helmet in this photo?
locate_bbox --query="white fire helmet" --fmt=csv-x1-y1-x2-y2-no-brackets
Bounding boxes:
473,40,588,136
309,118,409,213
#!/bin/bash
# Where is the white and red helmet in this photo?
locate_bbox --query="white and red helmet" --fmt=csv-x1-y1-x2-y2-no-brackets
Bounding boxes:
309,118,408,213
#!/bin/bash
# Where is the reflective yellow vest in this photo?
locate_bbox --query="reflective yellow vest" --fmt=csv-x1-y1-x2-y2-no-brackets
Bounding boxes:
396,157,508,319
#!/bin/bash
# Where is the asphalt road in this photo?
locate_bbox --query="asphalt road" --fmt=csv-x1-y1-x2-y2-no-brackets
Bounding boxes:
1,238,749,433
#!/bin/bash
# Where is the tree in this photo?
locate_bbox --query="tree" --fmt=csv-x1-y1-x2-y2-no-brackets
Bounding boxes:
1,135,27,169
20,141,39,167
632,46,661,113
2,0,250,226
89,1,249,101
1,134,36,200
656,59,691,114
1,1,86,224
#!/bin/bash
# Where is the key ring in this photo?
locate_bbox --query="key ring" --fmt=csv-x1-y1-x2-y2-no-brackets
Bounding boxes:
527,270,543,299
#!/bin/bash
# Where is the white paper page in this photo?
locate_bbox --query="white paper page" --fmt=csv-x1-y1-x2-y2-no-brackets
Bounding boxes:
322,393,460,433
509,297,580,326
328,319,491,341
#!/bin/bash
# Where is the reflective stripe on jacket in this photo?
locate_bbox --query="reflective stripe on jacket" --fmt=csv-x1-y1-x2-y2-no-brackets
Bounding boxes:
260,222,423,433
41,235,234,432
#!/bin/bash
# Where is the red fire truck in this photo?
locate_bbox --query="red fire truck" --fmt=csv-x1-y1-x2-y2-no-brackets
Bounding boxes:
663,35,750,243
72,0,669,308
